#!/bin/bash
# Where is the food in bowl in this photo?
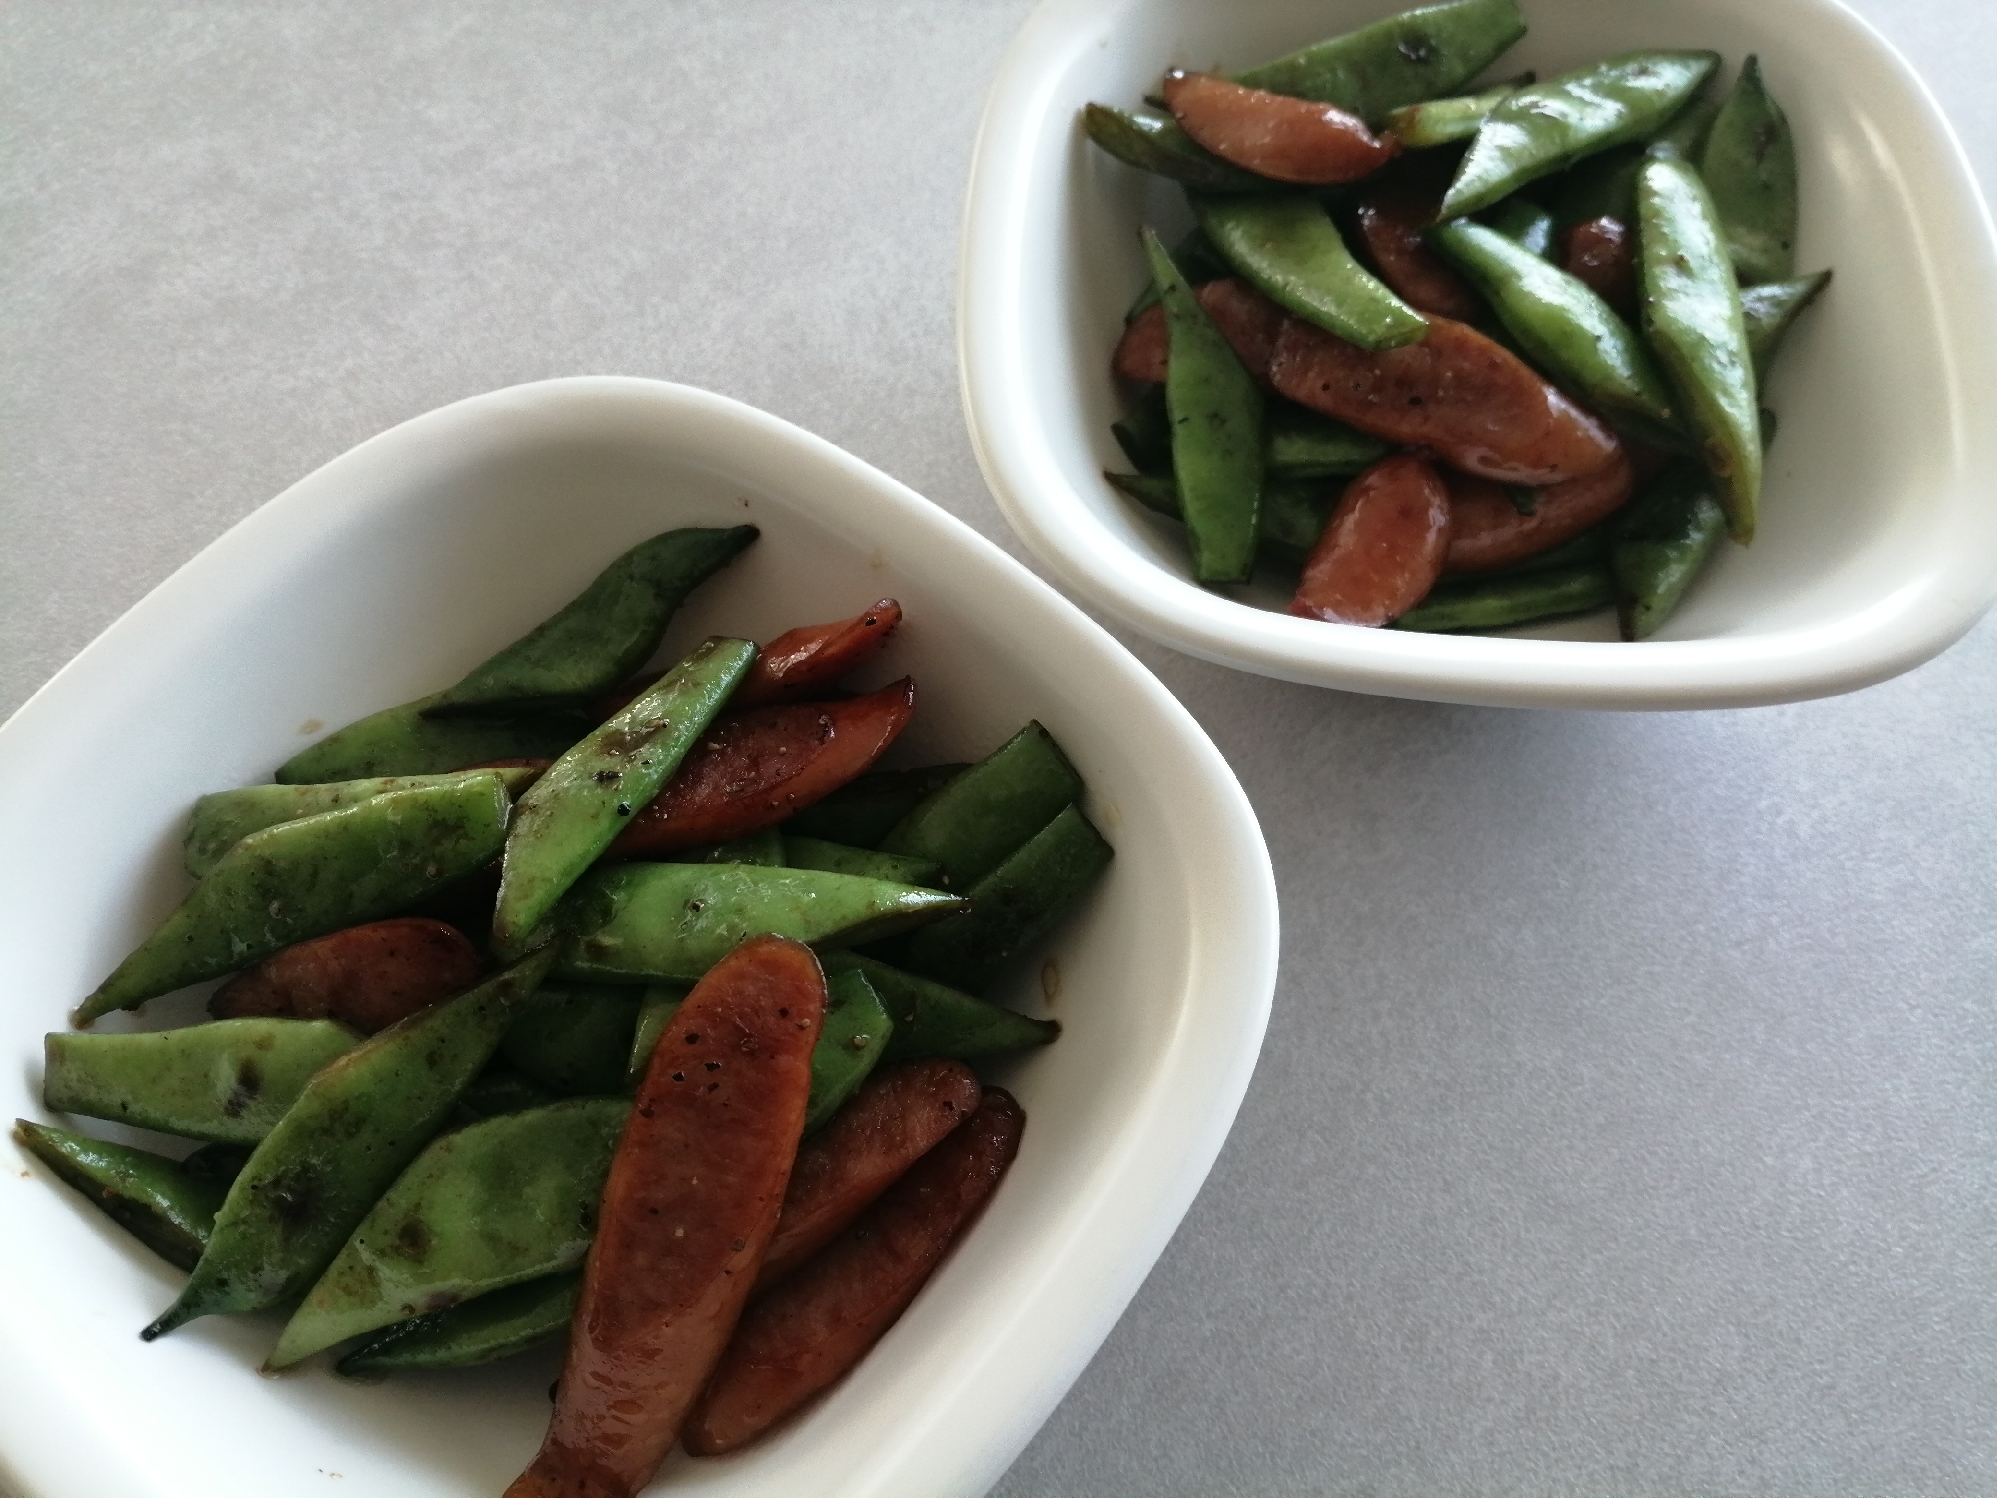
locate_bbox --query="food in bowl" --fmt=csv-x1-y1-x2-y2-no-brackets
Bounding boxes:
1086,0,1831,639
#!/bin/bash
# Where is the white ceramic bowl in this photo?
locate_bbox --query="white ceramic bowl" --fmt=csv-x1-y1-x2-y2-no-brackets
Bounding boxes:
959,0,1997,710
0,380,1277,1498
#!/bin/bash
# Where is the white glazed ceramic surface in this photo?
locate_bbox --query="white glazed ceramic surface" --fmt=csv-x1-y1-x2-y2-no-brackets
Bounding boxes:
959,0,1997,709
0,380,1277,1498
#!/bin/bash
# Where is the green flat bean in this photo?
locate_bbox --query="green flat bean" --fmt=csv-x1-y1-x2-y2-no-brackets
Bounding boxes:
143,949,552,1340
1197,195,1428,351
1428,219,1679,444
1637,156,1762,542
1389,566,1615,632
1124,227,1234,325
802,968,893,1134
1442,51,1720,218
45,1018,361,1145
491,636,756,957
186,767,540,878
1647,96,1718,162
822,953,1060,1063
1701,56,1797,285
1266,403,1388,477
1233,0,1527,125
1081,105,1268,193
337,1270,581,1375
425,527,757,716
269,1095,627,1367
456,1067,558,1120
1107,470,1332,567
1485,197,1558,260
275,701,581,785
78,776,512,1023
551,863,966,984
1740,269,1832,381
498,985,643,1096
898,804,1114,995
14,1120,226,1271
1611,462,1729,640
1142,226,1263,584
783,837,944,889
880,722,1084,889
783,763,968,848
664,826,786,867
1384,75,1530,148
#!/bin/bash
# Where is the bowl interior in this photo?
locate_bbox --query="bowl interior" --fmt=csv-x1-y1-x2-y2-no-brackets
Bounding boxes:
0,380,1275,1498
963,0,1997,706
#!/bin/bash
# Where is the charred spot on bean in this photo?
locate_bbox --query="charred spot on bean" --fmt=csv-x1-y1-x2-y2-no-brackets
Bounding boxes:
221,1057,263,1118
615,802,632,817
394,1218,431,1256
1397,33,1436,64
592,769,622,784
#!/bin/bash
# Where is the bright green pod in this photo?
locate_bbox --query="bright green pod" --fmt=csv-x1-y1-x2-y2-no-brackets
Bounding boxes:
899,804,1114,996
45,1018,361,1144
1081,104,1270,193
1265,403,1387,477
77,777,513,1023
1197,195,1428,351
664,826,787,867
1699,57,1797,285
783,837,944,889
623,983,690,1089
1383,74,1530,148
1142,226,1263,584
425,527,757,715
1234,0,1527,125
1484,197,1558,260
275,699,582,785
491,636,757,957
186,767,541,878
269,1095,627,1367
880,723,1084,889
822,952,1060,1064
1124,228,1233,325
551,863,966,985
1637,156,1762,543
337,1270,581,1374
1389,565,1614,632
1428,219,1680,443
803,969,894,1134
783,764,968,849
1442,51,1721,218
1611,462,1729,640
1107,471,1332,568
14,1119,227,1272
142,950,552,1341
498,984,643,1096
1740,269,1832,381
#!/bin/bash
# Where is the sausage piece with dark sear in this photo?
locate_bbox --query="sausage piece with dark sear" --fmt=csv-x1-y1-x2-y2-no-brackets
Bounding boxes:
1443,450,1636,575
1292,454,1452,627
207,917,483,1034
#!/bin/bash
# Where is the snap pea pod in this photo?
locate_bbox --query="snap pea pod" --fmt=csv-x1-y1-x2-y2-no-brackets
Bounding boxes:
879,722,1084,889
425,527,757,716
782,837,944,889
1108,470,1332,566
275,701,581,785
143,949,552,1340
457,1067,559,1120
551,864,966,985
1637,156,1762,542
1647,95,1718,162
1081,105,1270,193
1383,75,1529,147
337,1270,581,1375
77,776,512,1023
782,763,968,849
186,767,541,878
802,969,893,1134
1197,195,1428,351
1485,197,1558,260
821,953,1060,1063
624,983,690,1089
1141,226,1262,584
1428,219,1680,445
1389,565,1615,632
269,1095,628,1367
44,1018,361,1145
498,985,643,1096
898,804,1114,996
1441,51,1720,218
1701,56,1797,285
492,636,756,957
13,1120,227,1272
1611,462,1729,640
1123,228,1233,324
1266,403,1389,476
665,826,786,867
1233,0,1527,125
1740,269,1832,380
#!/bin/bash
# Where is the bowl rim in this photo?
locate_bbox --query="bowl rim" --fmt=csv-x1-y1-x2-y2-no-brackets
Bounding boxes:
0,377,1279,1498
957,0,1997,710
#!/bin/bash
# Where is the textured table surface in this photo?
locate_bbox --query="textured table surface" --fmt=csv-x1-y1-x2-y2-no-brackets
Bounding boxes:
5,3,1992,1494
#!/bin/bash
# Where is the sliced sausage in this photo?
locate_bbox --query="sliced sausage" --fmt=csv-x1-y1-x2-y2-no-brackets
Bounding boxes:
1562,215,1638,316
1354,180,1482,320
1113,278,1287,386
1162,70,1398,185
1291,454,1452,626
733,600,902,709
1442,449,1636,574
206,918,482,1033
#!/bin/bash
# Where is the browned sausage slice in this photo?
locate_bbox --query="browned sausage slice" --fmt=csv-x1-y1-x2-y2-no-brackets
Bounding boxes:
1561,215,1638,316
1162,70,1398,185
1113,278,1287,386
1269,313,1624,485
1292,454,1451,626
505,934,825,1498
683,1087,1026,1458
206,917,482,1033
1354,180,1482,320
733,600,902,709
756,1059,983,1292
1442,450,1636,574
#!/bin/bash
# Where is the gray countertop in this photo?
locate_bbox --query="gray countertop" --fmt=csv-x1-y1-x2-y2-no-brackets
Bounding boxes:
5,3,1992,1494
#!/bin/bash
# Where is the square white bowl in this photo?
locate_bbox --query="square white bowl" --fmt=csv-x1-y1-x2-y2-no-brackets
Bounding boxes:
0,379,1277,1498
959,0,1997,709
